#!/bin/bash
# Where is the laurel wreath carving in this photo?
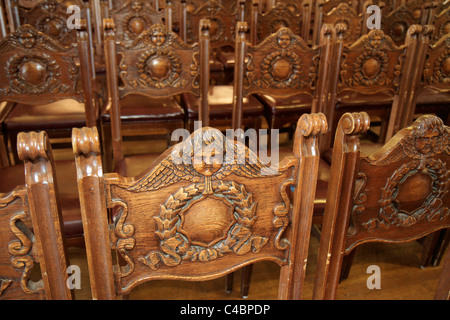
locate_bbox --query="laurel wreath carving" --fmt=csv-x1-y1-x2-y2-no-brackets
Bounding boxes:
257,51,303,89
0,53,71,95
349,50,390,87
139,180,269,270
363,159,449,231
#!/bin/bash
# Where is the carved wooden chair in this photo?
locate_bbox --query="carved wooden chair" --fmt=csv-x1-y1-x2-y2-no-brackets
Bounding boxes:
72,112,327,300
321,25,421,153
0,22,98,164
0,131,73,300
223,21,334,298
313,112,450,300
101,18,210,172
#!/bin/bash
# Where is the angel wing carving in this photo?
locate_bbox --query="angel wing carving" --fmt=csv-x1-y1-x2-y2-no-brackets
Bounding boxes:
128,127,279,194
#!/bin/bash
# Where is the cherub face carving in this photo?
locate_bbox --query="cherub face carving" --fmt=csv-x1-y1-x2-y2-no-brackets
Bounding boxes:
277,33,291,49
193,149,223,176
19,31,36,49
151,30,166,46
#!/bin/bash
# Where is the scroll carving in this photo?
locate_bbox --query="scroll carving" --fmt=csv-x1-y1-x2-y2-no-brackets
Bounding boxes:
0,191,42,297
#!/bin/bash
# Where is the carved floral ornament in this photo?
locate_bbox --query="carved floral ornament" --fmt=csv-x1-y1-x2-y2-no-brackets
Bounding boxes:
360,116,450,232
113,128,292,275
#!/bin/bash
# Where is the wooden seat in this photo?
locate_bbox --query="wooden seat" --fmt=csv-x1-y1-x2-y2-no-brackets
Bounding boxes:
313,112,450,300
0,131,73,300
72,111,327,300
0,22,98,164
101,18,210,171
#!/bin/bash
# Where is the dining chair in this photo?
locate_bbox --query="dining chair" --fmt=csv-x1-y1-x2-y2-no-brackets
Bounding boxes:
313,112,449,299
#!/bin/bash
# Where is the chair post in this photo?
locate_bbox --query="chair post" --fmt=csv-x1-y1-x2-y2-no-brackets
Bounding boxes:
313,23,335,153
232,21,248,131
312,112,370,300
278,113,328,300
72,127,115,300
103,18,124,166
17,131,73,300
385,25,421,140
199,19,210,127
77,19,98,128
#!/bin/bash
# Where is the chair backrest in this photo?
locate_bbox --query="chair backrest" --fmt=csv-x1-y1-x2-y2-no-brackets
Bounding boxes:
106,0,172,44
72,112,328,300
103,18,210,164
10,0,86,47
382,3,427,46
312,2,363,47
232,21,334,129
180,0,244,49
0,131,73,300
313,112,450,299
0,22,98,127
250,0,308,46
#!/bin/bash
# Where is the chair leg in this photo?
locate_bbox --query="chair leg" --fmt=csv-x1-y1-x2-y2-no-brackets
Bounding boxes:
225,272,234,293
421,229,449,268
241,264,253,298
339,248,357,282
